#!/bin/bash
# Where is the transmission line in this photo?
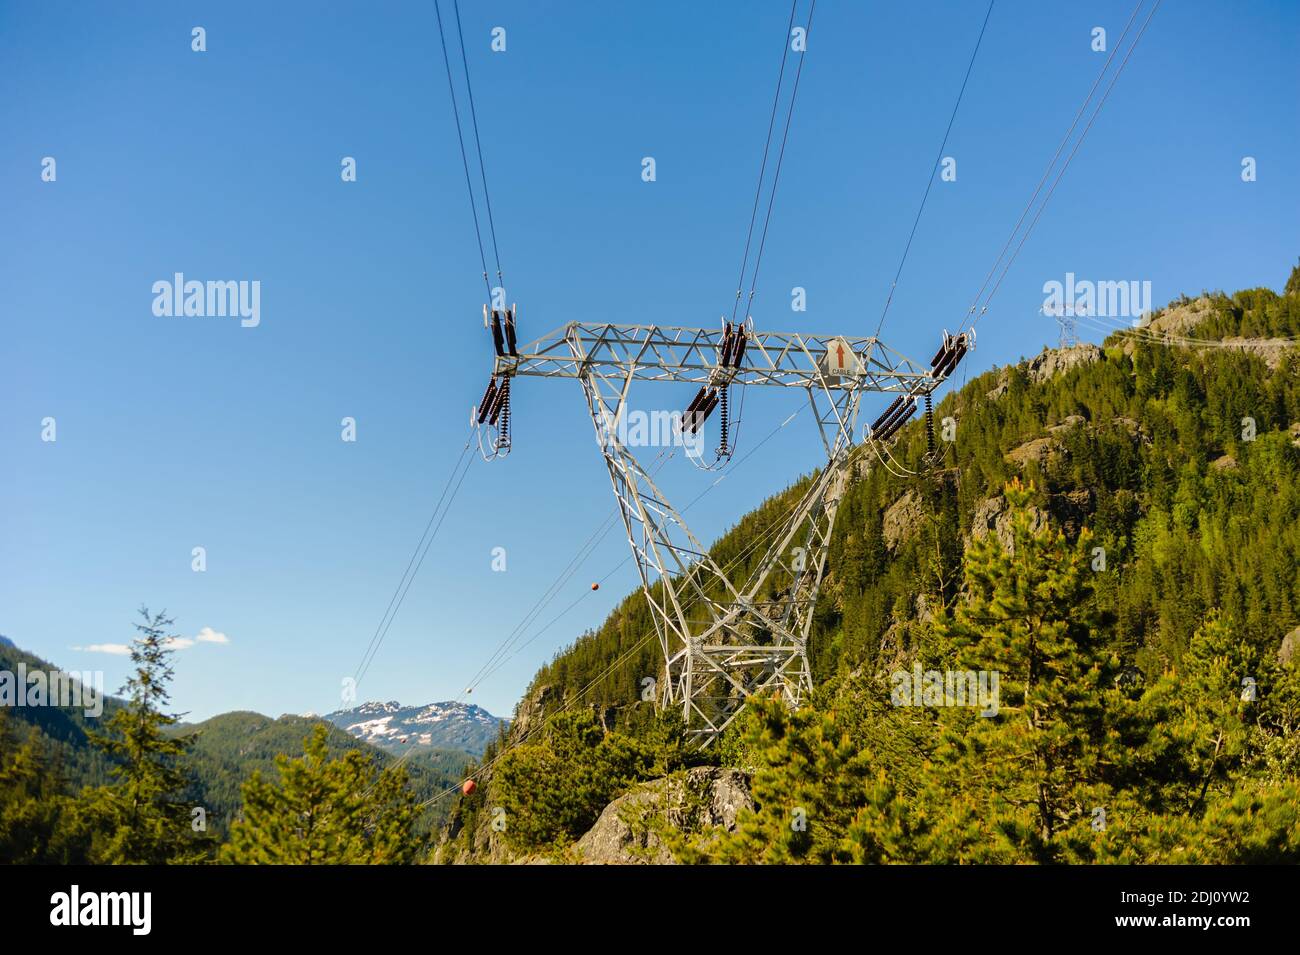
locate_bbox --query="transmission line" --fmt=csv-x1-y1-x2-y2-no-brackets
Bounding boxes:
874,0,995,338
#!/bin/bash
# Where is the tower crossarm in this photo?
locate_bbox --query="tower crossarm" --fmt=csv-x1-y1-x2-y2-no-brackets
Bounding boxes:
494,321,933,394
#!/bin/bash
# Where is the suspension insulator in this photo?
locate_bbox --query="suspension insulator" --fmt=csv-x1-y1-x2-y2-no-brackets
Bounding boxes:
931,333,952,368
716,386,730,456
690,390,721,434
497,380,511,446
731,327,747,368
719,323,735,368
870,396,905,434
488,377,510,425
925,393,935,457
490,310,505,357
477,379,499,424
504,306,518,357
935,339,968,378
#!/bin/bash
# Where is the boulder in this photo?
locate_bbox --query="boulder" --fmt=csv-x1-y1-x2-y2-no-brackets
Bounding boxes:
1048,414,1087,433
969,495,1049,550
1005,435,1063,468
1280,627,1300,666
1025,343,1102,384
573,767,753,864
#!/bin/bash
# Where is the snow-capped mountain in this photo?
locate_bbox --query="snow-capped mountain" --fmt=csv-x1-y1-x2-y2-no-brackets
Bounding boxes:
323,700,506,756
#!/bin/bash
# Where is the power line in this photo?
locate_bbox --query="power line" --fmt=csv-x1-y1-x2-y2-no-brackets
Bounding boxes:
975,0,1162,320
744,0,817,314
435,0,491,297
468,404,804,690
874,0,996,338
961,0,1152,332
457,448,673,697
454,0,504,288
729,0,800,325
353,436,476,689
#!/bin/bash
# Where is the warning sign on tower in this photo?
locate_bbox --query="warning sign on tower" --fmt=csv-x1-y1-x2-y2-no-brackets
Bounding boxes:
820,337,863,378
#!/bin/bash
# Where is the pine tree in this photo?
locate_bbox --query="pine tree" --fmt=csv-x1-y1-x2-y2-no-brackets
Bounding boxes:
910,478,1128,861
0,709,81,863
221,724,419,864
77,607,211,863
672,697,875,864
491,710,657,851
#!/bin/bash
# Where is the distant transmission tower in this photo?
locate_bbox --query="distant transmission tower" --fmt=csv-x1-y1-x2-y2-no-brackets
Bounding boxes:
1057,311,1078,349
475,318,967,747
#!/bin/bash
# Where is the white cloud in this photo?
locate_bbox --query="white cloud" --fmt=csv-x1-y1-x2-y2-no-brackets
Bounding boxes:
73,628,228,656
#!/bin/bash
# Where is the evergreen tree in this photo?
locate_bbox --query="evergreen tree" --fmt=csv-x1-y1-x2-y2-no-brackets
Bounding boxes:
0,709,83,863
76,607,211,863
221,724,418,864
672,698,875,864
910,478,1128,861
491,710,658,852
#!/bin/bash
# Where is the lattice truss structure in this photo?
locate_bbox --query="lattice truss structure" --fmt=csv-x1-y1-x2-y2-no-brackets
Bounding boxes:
482,320,961,746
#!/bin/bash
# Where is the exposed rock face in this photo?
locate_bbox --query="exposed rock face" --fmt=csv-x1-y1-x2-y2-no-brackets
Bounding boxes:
883,490,925,550
1280,627,1300,666
1213,337,1297,372
1123,296,1297,369
968,495,1048,549
1112,416,1145,440
511,683,556,739
573,767,753,864
1005,435,1063,468
1025,343,1102,384
1140,295,1218,337
1048,414,1087,433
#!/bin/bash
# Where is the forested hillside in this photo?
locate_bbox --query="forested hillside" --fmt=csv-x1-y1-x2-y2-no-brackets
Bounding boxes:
174,711,468,838
517,270,1300,722
441,265,1300,863
0,632,466,860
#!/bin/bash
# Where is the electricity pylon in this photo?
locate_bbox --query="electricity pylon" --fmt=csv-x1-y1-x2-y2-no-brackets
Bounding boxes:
482,320,946,746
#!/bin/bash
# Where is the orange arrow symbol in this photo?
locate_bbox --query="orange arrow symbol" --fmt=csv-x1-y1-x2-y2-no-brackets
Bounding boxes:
836,342,845,368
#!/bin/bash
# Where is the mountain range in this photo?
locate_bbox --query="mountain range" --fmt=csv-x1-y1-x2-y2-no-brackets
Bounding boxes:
0,637,487,836
323,699,506,756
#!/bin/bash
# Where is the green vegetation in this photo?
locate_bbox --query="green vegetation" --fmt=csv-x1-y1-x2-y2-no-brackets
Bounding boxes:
672,482,1299,863
452,265,1300,863
72,609,214,863
5,267,1299,864
519,268,1300,722
176,711,465,840
220,724,419,864
0,611,464,863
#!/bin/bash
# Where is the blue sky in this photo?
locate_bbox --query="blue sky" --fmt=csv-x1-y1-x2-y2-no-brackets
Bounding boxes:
2,0,1296,722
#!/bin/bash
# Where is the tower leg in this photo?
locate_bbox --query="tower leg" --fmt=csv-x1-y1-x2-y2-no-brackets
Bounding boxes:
572,335,861,747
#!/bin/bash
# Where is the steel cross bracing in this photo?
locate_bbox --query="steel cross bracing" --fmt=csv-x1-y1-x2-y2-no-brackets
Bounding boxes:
496,321,933,746
493,321,932,392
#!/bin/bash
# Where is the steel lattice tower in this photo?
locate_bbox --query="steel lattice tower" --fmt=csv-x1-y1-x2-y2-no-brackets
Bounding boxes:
478,319,960,746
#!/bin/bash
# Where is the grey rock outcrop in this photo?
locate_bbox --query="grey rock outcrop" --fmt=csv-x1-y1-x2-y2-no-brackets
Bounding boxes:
883,490,925,550
573,767,753,864
1026,343,1102,384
